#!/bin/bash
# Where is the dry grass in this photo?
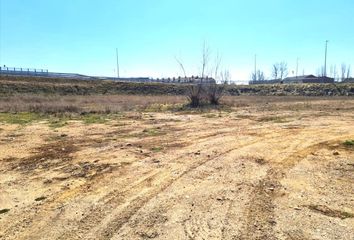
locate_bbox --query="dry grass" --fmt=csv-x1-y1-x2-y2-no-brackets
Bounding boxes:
222,95,354,112
0,94,353,117
0,94,185,114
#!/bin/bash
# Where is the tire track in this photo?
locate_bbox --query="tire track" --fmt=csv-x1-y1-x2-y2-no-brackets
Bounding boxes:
107,132,296,240
239,135,354,240
77,132,287,239
1,127,304,240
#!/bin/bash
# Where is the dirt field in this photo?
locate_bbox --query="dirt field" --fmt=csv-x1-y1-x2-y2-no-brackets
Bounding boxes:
0,97,353,240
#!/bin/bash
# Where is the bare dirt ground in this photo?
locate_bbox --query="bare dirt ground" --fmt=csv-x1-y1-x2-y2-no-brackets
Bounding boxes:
0,97,353,240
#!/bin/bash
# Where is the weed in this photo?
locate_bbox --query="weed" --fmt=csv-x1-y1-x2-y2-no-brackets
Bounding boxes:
48,118,69,128
343,140,354,146
82,114,107,124
151,146,163,152
142,128,163,137
203,113,218,118
144,103,182,112
257,116,290,123
0,112,41,125
234,114,253,120
45,134,68,142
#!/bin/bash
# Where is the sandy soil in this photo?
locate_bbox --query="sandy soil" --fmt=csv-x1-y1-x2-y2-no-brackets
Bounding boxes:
0,97,353,240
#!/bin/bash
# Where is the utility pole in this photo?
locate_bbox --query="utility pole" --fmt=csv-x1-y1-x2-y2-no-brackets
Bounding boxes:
116,48,120,79
296,58,299,78
324,40,328,77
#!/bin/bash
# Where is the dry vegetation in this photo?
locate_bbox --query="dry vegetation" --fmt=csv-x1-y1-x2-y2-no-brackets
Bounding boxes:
1,94,353,114
0,94,185,114
1,75,354,97
0,95,354,240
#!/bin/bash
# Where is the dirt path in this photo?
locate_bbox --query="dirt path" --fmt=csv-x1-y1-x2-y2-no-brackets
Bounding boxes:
1,98,353,239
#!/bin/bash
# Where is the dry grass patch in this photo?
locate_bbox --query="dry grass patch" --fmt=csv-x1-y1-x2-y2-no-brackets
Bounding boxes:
0,94,185,114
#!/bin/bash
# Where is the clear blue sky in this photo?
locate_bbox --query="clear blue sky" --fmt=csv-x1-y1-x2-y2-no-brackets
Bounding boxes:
1,0,353,81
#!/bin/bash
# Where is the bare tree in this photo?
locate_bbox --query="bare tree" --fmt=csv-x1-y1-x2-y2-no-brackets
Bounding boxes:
251,70,265,81
341,63,347,81
200,42,210,81
221,70,231,84
174,56,187,78
272,63,279,80
251,72,257,81
330,65,338,80
205,52,228,105
271,62,288,80
205,81,226,105
176,43,229,107
279,62,288,80
213,51,222,81
347,65,351,80
257,70,265,81
176,42,211,107
317,66,325,77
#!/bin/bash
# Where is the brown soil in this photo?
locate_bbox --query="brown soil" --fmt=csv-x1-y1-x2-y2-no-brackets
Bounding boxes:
0,97,353,240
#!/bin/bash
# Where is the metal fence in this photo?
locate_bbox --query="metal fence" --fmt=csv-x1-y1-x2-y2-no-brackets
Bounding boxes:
0,67,49,76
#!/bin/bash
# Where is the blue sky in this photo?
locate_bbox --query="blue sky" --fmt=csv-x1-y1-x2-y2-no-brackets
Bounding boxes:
1,0,353,81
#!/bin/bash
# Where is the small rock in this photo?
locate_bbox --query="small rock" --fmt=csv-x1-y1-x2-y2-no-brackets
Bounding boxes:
43,179,53,184
35,196,47,202
126,143,132,147
268,220,277,225
333,151,340,156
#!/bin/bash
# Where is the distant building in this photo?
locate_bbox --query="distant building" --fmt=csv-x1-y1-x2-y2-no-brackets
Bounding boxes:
342,78,354,83
249,75,335,85
283,75,334,84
